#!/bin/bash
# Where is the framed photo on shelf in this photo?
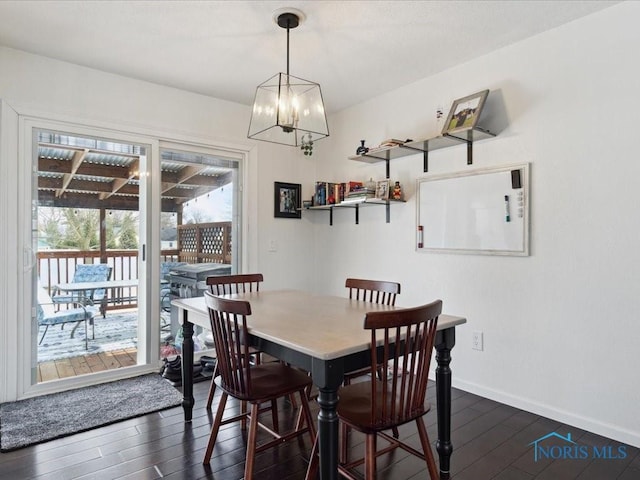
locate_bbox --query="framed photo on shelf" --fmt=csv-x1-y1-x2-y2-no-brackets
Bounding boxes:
442,89,489,135
274,181,301,219
375,180,390,200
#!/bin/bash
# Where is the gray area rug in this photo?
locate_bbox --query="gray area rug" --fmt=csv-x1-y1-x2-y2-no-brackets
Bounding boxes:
0,373,183,452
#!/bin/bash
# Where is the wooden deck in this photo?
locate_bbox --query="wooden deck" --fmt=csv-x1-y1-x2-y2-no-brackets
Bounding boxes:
37,347,138,382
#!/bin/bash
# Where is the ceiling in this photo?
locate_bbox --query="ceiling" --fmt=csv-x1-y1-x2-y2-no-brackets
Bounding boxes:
0,1,619,114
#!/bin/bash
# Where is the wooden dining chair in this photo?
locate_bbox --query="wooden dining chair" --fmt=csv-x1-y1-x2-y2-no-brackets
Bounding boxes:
206,273,264,295
306,299,442,480
343,278,401,385
295,278,402,432
203,292,316,479
345,278,400,306
205,273,264,409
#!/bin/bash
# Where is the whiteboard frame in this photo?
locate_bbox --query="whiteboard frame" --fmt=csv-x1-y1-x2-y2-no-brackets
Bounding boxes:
416,163,530,256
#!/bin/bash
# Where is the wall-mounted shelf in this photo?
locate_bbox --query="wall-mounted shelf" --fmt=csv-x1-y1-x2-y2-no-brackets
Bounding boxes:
348,126,495,173
304,198,405,225
305,126,495,226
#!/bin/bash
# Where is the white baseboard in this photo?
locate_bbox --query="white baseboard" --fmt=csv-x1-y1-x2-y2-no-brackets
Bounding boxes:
451,378,640,449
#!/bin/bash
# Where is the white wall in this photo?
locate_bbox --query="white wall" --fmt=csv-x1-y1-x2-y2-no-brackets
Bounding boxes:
0,46,316,401
310,1,640,447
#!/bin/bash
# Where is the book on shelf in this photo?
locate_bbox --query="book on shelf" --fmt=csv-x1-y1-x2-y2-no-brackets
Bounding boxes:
341,193,375,204
315,181,348,205
346,186,375,196
314,181,383,206
379,138,407,147
340,197,366,204
314,181,327,206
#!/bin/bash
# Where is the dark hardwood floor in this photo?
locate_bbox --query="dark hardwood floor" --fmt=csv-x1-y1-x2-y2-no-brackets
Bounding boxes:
0,379,637,480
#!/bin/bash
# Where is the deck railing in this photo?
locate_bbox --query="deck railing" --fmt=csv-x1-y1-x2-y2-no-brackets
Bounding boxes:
36,222,232,311
178,222,232,264
37,249,180,311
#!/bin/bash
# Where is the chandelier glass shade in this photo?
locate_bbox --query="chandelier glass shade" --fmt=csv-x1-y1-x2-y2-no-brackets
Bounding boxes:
248,11,329,146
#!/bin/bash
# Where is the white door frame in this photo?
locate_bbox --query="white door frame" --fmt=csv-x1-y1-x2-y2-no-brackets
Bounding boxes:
1,100,252,401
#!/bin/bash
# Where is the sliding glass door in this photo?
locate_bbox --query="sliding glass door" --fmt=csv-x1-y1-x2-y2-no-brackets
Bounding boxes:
158,144,241,359
19,118,245,395
25,120,153,391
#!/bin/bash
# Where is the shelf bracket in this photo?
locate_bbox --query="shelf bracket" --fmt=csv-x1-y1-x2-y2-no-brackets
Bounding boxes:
355,205,359,224
385,159,390,180
386,201,390,223
424,149,429,172
329,207,333,226
467,139,473,165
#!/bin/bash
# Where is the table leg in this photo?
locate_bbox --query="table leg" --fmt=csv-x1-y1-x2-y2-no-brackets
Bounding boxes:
316,386,339,480
181,310,194,422
435,327,456,479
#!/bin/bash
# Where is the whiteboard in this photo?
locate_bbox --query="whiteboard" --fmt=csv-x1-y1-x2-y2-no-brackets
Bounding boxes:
416,163,529,256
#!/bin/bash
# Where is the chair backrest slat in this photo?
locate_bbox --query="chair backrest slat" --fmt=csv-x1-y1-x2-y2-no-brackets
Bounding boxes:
206,273,264,296
345,278,400,306
74,263,112,300
204,291,253,397
365,299,442,425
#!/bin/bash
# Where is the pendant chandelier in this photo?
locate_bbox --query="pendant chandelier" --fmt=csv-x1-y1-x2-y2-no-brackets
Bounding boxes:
247,9,329,147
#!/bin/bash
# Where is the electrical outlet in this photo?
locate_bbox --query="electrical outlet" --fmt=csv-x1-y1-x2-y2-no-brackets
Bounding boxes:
472,331,484,351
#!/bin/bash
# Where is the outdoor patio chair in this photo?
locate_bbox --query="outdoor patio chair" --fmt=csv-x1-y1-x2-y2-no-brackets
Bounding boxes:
38,282,100,350
52,263,112,318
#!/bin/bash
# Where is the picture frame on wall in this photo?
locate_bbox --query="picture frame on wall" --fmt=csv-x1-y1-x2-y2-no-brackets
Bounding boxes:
442,89,489,135
375,179,390,200
274,181,302,219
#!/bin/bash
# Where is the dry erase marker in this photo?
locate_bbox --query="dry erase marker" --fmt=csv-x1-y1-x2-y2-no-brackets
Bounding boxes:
504,195,510,222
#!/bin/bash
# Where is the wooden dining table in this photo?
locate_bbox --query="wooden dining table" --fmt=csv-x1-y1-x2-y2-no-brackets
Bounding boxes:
172,290,466,480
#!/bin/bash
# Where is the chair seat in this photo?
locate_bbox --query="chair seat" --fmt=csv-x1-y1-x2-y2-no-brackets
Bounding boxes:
39,305,101,326
215,362,313,402
337,381,431,433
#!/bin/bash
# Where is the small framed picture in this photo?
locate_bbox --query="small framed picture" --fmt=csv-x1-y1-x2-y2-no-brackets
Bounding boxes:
442,89,489,135
375,180,390,200
274,181,301,219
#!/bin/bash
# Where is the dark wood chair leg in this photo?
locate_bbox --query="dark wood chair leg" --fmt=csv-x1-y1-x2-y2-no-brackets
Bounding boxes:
416,417,439,479
270,399,279,433
305,434,320,480
203,392,227,464
205,362,218,409
340,422,349,464
244,402,260,480
241,400,248,430
365,433,377,479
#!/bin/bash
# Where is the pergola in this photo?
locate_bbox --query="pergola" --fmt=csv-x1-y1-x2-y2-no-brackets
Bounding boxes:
37,141,233,213
35,132,235,262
